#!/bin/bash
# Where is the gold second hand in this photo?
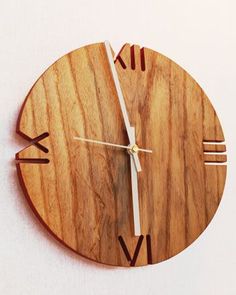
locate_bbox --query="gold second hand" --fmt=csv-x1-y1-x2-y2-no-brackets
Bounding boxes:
73,136,152,154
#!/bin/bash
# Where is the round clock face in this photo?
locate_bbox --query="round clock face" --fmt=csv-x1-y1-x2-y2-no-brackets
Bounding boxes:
16,42,227,267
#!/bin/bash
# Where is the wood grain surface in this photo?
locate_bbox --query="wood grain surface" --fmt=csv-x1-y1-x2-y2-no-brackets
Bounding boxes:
16,42,227,266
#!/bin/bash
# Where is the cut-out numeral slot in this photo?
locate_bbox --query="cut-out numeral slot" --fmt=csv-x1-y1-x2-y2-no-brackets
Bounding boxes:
22,132,49,153
16,158,50,164
16,132,50,164
115,45,146,71
116,55,127,69
203,141,227,165
140,47,146,71
118,235,152,266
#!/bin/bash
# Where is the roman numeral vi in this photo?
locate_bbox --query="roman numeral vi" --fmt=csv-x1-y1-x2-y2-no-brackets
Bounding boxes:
118,235,152,266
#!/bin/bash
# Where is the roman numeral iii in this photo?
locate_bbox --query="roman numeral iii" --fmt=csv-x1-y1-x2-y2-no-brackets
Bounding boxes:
203,140,227,165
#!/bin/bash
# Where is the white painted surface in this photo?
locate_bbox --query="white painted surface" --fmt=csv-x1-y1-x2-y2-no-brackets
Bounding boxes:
0,1,235,294
129,127,141,236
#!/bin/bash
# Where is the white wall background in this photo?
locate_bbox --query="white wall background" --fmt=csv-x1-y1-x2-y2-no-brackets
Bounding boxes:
0,1,235,294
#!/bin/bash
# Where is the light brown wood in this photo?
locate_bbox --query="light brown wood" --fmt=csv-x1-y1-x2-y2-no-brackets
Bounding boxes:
16,42,227,266
203,143,226,152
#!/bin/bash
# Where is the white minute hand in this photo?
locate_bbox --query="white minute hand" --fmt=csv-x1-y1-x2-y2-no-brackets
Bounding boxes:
104,41,142,172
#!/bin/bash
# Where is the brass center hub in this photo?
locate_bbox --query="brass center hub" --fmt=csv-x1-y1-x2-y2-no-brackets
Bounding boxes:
128,144,139,154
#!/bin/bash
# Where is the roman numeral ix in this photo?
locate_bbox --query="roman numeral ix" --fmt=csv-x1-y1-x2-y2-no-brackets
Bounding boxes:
118,235,152,266
16,132,50,164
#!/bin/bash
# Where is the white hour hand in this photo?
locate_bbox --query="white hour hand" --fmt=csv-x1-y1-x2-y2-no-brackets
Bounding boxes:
130,127,141,236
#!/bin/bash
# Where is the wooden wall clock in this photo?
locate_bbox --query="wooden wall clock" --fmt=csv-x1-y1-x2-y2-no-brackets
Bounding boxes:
16,41,227,267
